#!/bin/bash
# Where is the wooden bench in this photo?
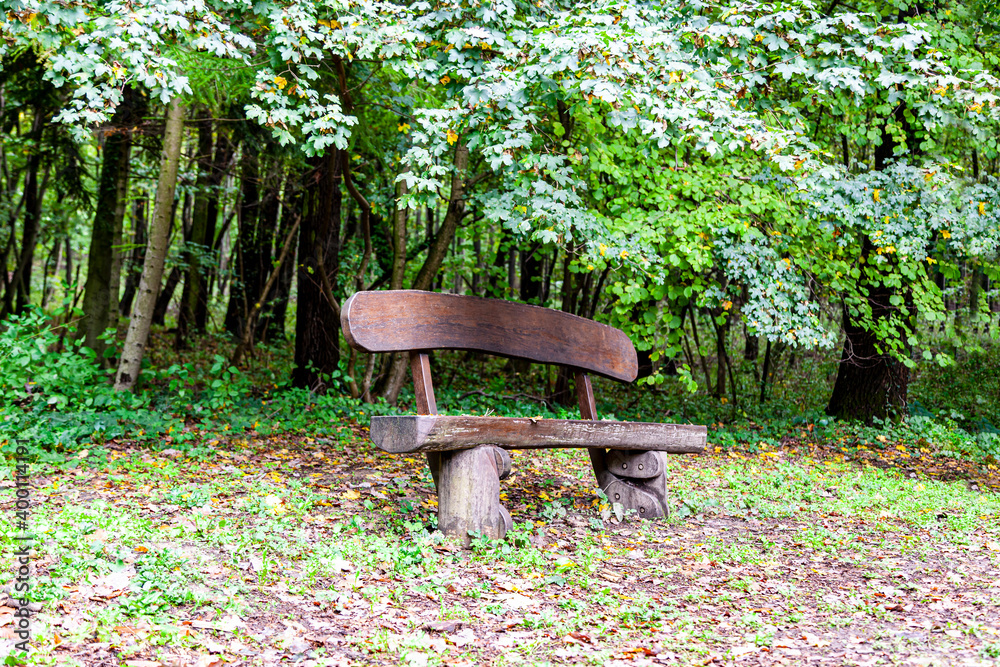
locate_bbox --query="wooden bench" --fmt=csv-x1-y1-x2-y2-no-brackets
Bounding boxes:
342,290,706,545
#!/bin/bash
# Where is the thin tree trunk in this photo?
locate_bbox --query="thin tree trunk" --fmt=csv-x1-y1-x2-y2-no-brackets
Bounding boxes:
177,110,213,348
151,266,182,325
119,198,148,316
378,176,412,405
115,98,185,392
80,123,132,356
292,150,343,390
260,172,300,341
230,213,301,366
3,106,45,318
225,139,262,337
412,143,469,291
759,339,772,404
196,126,236,331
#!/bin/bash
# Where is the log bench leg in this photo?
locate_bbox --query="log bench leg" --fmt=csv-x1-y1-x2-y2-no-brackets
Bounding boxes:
599,450,670,519
436,445,512,547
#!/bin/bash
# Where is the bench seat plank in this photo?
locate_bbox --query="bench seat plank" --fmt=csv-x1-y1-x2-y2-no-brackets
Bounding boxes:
370,415,707,454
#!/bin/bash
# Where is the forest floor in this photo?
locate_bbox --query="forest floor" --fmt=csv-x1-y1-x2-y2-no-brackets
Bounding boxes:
3,425,1000,667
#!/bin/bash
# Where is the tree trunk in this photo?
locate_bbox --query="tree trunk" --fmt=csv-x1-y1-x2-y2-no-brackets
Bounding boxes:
827,87,919,423
244,163,283,342
3,106,46,318
176,110,213,347
412,144,469,291
519,242,543,304
115,98,185,392
292,150,343,390
377,177,414,405
119,197,148,317
195,125,236,332
151,266,182,325
80,120,132,356
825,278,910,424
225,138,262,337
259,172,300,342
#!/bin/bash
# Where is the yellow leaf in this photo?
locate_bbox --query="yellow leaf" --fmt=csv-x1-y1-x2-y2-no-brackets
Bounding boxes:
341,489,361,500
873,188,881,203
446,128,458,145
440,75,451,85
978,202,985,215
397,123,410,133
940,229,951,239
273,76,287,90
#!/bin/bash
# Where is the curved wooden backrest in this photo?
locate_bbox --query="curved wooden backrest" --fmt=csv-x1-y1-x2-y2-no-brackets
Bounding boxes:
342,290,638,382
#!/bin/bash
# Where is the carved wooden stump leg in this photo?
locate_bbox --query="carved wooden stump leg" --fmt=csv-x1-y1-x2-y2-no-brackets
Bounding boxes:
437,445,511,547
602,450,669,519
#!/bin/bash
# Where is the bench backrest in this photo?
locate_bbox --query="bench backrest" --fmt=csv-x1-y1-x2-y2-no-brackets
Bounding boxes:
341,290,638,382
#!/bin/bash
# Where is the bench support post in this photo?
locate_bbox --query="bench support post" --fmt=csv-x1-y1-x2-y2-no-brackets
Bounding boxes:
575,372,670,519
410,351,442,490
437,445,512,547
410,351,511,546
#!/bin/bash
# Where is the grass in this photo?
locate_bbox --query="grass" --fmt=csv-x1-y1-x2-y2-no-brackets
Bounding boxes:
5,433,1000,666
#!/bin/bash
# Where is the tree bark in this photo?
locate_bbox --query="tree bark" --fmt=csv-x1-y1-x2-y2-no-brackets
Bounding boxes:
119,197,148,317
176,110,213,347
826,87,918,422
80,120,132,355
115,98,185,392
3,106,46,318
292,150,343,390
259,172,300,341
377,176,412,405
825,276,910,424
151,265,182,325
412,143,469,291
195,125,236,331
519,242,543,304
224,137,263,337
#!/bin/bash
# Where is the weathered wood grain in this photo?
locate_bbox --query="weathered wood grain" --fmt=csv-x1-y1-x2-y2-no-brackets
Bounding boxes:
604,477,668,518
341,290,638,382
370,415,707,454
606,450,662,480
409,351,437,415
575,371,614,489
437,445,508,547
